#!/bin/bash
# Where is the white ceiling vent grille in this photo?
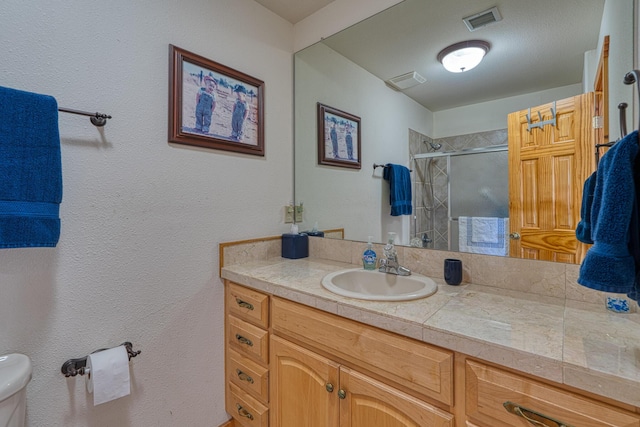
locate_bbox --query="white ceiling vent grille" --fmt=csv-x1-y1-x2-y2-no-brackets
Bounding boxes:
463,7,502,32
385,71,426,91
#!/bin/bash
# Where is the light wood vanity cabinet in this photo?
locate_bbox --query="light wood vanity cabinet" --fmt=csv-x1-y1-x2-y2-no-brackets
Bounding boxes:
224,281,640,427
271,296,453,407
270,330,453,427
464,359,640,427
225,283,271,427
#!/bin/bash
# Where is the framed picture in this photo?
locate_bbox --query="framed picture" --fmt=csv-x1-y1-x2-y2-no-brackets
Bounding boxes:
168,45,265,156
317,103,361,169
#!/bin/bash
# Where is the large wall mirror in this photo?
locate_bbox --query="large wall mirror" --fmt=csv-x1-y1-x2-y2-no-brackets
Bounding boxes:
294,0,636,264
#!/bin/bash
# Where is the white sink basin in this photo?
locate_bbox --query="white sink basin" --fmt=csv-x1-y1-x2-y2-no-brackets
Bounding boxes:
321,268,437,301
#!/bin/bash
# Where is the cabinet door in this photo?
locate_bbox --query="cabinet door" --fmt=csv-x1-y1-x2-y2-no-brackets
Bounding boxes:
270,336,340,427
339,367,454,427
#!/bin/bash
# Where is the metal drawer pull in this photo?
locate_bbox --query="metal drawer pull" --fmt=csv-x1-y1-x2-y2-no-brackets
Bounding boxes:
236,404,254,420
338,389,346,399
504,401,571,427
236,369,254,384
235,334,253,347
509,232,521,240
235,298,254,310
325,383,334,392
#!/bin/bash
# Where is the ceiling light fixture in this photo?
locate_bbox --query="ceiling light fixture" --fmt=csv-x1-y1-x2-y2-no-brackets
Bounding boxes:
437,40,490,73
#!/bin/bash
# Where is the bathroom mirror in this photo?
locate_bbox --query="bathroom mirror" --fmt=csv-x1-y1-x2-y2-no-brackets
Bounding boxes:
294,0,636,263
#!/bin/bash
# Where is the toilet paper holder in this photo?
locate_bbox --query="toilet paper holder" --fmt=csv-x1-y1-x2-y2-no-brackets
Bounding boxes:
61,341,141,377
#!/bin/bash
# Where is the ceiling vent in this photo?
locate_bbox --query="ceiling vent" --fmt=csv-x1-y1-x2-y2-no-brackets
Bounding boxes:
385,71,426,91
463,7,502,32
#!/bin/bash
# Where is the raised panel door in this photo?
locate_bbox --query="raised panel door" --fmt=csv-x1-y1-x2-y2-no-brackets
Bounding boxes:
339,367,453,427
270,336,339,427
508,93,594,263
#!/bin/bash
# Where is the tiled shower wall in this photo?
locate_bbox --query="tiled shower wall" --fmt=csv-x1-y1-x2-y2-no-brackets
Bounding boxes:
409,128,508,250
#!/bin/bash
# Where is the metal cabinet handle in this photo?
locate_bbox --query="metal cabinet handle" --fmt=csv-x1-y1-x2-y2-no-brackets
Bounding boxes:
325,383,334,392
235,334,253,347
338,389,346,399
236,404,254,420
235,298,254,310
236,369,254,384
504,401,571,427
509,232,521,240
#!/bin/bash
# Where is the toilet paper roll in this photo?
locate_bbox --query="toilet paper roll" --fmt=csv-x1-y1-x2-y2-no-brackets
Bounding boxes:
86,345,130,406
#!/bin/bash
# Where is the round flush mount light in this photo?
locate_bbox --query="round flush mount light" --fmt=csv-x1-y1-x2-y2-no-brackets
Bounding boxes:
437,40,490,73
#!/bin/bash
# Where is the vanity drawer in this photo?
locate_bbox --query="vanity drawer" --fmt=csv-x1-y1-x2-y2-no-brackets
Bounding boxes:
227,282,270,329
228,382,269,427
271,297,453,405
465,360,640,427
229,315,269,365
228,348,269,403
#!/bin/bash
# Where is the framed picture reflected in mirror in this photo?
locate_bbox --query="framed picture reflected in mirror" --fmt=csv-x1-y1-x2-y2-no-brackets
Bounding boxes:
317,103,361,169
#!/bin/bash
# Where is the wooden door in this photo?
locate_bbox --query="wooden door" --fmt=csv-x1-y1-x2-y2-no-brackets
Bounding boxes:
270,336,340,427
339,367,453,427
508,93,595,263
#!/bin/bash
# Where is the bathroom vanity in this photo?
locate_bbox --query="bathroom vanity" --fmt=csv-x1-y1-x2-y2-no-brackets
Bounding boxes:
221,248,640,427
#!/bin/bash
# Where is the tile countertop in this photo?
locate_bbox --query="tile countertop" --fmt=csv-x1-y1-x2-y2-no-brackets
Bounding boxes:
221,257,640,408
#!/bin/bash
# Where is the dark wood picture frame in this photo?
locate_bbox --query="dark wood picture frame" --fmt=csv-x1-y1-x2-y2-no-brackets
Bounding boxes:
317,103,361,169
169,45,265,156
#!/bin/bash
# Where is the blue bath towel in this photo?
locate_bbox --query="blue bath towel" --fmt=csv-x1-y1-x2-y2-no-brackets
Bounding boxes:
0,86,62,248
576,171,597,244
625,153,640,302
383,164,412,216
578,131,638,293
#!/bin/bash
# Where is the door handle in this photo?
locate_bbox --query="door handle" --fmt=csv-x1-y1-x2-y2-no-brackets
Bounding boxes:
509,232,521,240
235,298,254,310
236,369,254,384
235,334,253,347
236,404,254,420
504,401,571,427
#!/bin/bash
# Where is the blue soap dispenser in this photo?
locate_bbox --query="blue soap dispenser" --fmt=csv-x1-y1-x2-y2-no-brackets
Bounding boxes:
362,236,377,270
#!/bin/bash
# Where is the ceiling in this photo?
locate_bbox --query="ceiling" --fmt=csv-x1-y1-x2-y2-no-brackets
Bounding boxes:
260,0,607,112
254,0,335,24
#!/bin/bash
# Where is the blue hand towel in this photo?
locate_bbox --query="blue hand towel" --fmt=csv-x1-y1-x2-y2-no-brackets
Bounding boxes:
576,171,597,244
383,164,412,216
0,86,62,248
578,131,638,293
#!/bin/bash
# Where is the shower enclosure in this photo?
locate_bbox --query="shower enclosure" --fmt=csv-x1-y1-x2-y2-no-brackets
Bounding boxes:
409,129,509,251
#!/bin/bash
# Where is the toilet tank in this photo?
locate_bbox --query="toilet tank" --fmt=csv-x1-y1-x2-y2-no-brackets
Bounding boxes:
0,354,32,427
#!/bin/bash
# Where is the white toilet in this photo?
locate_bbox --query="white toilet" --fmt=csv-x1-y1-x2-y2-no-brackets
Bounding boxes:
0,354,32,427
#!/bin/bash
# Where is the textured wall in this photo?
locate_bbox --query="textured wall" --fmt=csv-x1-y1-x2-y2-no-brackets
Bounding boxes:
0,0,292,425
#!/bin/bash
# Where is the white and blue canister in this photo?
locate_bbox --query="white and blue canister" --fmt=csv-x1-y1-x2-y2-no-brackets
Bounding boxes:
362,236,377,270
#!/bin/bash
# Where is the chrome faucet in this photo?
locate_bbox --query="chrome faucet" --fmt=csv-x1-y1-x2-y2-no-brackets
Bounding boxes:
378,233,411,276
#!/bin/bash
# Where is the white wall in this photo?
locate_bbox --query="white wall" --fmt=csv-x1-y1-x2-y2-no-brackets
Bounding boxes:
432,84,583,139
294,43,432,244
0,1,292,426
293,0,404,52
599,0,635,134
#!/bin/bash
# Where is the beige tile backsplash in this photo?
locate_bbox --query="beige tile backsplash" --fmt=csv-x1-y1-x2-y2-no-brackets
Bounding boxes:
222,235,615,305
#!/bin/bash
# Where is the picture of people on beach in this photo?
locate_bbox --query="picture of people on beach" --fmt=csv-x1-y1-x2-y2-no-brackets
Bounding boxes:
181,60,260,147
317,103,361,169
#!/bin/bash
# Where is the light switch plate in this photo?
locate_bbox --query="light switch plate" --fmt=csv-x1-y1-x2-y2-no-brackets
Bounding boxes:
284,205,294,223
295,205,303,222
